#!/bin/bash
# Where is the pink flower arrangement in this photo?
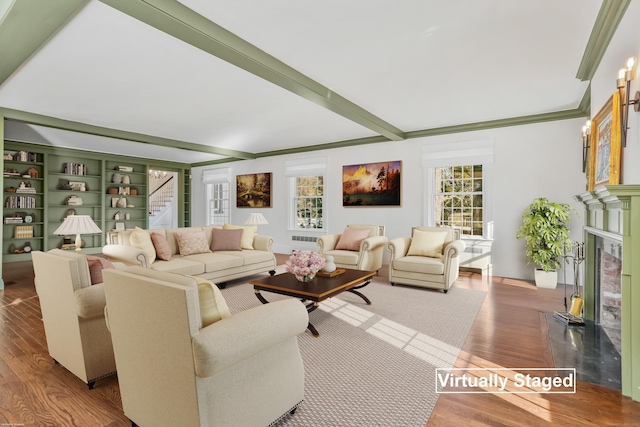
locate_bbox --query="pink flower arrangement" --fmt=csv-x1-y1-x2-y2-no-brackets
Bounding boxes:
285,250,326,278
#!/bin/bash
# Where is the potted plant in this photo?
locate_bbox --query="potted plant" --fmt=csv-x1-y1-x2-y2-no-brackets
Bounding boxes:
516,197,573,288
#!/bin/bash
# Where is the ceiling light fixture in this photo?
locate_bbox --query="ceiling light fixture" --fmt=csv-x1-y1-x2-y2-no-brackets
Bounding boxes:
582,119,591,173
616,56,640,147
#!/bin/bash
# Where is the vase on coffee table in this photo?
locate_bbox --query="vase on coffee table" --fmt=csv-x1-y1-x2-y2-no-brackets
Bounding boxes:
295,273,315,282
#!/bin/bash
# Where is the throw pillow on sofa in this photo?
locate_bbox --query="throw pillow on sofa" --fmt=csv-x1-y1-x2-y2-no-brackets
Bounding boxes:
130,227,157,264
406,229,449,258
151,232,172,260
210,228,243,251
335,227,370,251
175,230,211,256
223,224,257,250
85,255,116,285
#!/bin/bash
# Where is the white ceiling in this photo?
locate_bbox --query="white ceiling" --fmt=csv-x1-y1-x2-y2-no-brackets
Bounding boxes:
0,0,602,164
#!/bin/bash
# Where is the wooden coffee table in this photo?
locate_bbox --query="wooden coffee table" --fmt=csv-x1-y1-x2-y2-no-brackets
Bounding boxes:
250,269,376,337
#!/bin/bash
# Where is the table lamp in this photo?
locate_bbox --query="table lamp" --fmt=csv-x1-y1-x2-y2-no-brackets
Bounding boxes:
53,215,102,253
245,213,268,227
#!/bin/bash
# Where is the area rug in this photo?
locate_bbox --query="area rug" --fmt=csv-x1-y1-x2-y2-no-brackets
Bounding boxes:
221,270,486,427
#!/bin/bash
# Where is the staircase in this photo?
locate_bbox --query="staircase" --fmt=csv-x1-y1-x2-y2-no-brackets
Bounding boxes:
149,175,174,228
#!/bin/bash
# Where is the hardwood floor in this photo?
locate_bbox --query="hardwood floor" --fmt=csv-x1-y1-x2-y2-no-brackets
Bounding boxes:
1,259,639,426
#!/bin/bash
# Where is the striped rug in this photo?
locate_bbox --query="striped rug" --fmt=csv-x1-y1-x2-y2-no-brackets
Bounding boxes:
221,270,486,427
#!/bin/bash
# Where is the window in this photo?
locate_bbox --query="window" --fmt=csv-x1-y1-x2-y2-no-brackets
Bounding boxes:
207,182,229,226
293,176,324,230
434,165,483,236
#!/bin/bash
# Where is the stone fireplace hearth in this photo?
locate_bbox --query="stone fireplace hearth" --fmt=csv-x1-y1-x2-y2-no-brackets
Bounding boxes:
575,185,640,402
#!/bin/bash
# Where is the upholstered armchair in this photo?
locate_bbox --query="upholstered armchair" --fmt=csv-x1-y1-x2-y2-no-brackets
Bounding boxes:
317,224,388,272
386,227,466,293
102,267,308,427
31,250,117,389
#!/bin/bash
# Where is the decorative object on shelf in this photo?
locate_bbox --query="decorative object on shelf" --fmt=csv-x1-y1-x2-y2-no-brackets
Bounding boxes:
58,179,72,190
24,214,33,223
108,187,118,194
14,225,33,239
4,213,24,224
126,203,135,208
65,195,84,206
53,214,102,253
16,182,36,193
69,181,87,191
4,168,20,177
323,255,337,273
63,162,86,175
117,165,134,172
130,188,138,196
111,197,127,208
115,221,126,231
616,56,640,148
114,212,122,220
112,173,122,183
121,175,130,184
581,119,592,173
26,167,39,178
118,186,130,195
125,212,131,220
285,250,326,283
64,209,77,219
22,241,32,253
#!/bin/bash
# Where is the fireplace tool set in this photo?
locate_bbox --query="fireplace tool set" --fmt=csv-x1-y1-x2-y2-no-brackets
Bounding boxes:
554,241,586,326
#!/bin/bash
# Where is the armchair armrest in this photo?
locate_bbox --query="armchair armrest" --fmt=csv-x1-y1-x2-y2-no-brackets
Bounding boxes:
253,234,274,252
75,283,106,318
102,244,150,267
317,234,341,253
360,235,388,251
443,240,466,260
192,299,308,378
386,237,412,259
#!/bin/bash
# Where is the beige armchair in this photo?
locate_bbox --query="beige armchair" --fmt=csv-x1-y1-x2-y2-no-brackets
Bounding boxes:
317,224,388,272
102,267,308,427
31,250,117,389
386,227,466,293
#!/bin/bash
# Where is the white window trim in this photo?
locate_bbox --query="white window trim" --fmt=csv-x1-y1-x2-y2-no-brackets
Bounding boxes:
203,167,231,226
285,157,327,231
422,140,494,239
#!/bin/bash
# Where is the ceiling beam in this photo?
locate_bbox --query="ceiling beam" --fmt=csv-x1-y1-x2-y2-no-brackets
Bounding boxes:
0,107,256,159
99,0,406,142
0,0,88,87
576,0,631,81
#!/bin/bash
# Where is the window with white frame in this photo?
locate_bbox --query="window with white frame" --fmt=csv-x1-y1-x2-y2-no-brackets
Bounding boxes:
285,157,327,231
423,140,493,239
434,165,483,236
208,182,229,226
203,168,230,226
294,176,324,229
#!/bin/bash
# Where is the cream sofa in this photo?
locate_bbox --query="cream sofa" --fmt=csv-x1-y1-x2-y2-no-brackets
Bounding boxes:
103,267,308,427
31,250,117,389
102,226,276,286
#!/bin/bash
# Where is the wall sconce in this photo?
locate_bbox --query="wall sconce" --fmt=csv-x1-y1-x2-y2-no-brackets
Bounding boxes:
582,119,591,173
616,56,640,147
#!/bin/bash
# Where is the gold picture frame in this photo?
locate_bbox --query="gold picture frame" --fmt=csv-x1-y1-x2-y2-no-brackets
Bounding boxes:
236,172,272,208
588,93,622,190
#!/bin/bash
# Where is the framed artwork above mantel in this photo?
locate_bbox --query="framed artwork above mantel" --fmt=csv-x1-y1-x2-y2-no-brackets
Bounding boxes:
588,93,622,191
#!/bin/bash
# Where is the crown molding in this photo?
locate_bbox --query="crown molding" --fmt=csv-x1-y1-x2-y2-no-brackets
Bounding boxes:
576,0,632,81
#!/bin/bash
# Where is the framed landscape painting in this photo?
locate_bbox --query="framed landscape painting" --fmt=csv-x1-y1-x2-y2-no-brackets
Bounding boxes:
236,172,272,207
342,161,401,206
588,93,621,190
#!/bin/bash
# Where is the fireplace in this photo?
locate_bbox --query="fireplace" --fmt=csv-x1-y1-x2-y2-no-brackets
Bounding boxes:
575,185,640,402
591,233,622,352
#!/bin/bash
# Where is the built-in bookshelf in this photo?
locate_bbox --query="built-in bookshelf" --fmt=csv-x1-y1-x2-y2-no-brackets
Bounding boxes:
104,161,148,232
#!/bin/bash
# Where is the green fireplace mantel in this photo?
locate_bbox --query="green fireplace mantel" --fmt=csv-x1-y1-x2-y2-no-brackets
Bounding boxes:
575,185,640,401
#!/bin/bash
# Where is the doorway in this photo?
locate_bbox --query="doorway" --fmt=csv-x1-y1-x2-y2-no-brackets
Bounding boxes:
148,169,178,229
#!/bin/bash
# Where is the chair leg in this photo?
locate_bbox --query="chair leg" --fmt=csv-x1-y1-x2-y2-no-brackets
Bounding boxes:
87,381,95,390
443,289,448,294
269,270,276,276
290,407,297,415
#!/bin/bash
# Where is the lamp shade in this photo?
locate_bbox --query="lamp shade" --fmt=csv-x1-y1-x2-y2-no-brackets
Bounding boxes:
245,213,268,225
54,215,102,235
53,215,102,253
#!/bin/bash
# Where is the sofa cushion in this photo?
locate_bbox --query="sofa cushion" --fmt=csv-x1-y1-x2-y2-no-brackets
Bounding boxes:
335,227,370,251
150,257,206,276
185,253,244,272
239,249,276,266
324,249,359,267
151,232,172,261
223,224,257,250
85,255,116,285
130,227,157,263
175,231,211,256
210,228,242,251
193,277,232,327
393,255,445,275
407,229,449,258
